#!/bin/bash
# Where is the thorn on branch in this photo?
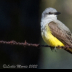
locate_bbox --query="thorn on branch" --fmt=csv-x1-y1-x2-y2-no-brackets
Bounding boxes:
25,40,27,44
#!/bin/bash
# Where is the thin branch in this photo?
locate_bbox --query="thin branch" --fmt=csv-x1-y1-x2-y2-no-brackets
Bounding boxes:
0,40,50,47
0,40,72,49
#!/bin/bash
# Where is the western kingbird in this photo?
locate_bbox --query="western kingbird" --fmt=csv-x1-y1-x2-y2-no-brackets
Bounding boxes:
41,7,72,54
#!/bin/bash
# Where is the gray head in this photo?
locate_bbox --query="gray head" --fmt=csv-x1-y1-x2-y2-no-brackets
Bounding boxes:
42,7,61,19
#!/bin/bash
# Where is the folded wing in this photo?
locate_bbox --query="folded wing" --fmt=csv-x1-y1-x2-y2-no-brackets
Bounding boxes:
48,21,72,54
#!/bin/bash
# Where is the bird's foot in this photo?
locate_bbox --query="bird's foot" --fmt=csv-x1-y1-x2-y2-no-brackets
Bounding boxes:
51,46,57,52
54,46,57,52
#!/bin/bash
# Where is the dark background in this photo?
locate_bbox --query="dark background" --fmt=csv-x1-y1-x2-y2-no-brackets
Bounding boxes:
0,0,41,68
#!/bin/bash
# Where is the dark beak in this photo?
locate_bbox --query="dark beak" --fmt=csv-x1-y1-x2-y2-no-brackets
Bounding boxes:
55,12,61,15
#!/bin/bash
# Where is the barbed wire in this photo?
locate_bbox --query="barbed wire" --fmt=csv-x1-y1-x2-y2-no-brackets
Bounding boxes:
0,40,72,50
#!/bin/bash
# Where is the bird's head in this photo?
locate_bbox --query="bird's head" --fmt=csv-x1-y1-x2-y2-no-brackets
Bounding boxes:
42,7,61,19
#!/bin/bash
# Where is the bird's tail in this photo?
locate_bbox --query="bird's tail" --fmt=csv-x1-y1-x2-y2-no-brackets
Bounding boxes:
64,48,72,54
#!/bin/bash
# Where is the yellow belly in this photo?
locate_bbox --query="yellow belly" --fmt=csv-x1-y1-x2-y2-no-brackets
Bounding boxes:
42,25,64,47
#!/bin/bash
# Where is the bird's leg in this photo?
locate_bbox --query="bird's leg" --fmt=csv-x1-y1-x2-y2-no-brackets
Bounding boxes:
50,47,54,52
54,46,57,52
51,46,57,52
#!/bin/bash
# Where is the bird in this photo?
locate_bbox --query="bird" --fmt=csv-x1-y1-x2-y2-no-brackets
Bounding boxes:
40,7,72,54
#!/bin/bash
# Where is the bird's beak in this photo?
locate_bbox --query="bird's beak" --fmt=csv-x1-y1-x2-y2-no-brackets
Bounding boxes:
55,12,61,15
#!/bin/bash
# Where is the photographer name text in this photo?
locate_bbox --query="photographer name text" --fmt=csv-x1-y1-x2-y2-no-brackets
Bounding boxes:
3,64,38,68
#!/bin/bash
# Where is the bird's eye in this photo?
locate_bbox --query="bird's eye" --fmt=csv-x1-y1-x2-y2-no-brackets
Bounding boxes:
49,12,52,14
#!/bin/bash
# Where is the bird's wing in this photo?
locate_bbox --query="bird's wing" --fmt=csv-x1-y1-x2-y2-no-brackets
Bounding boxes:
48,21,72,54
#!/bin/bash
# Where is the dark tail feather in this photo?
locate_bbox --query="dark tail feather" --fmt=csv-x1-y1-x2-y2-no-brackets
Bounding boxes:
64,48,72,54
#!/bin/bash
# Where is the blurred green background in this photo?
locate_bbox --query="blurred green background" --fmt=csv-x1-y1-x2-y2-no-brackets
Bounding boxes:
39,0,72,69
